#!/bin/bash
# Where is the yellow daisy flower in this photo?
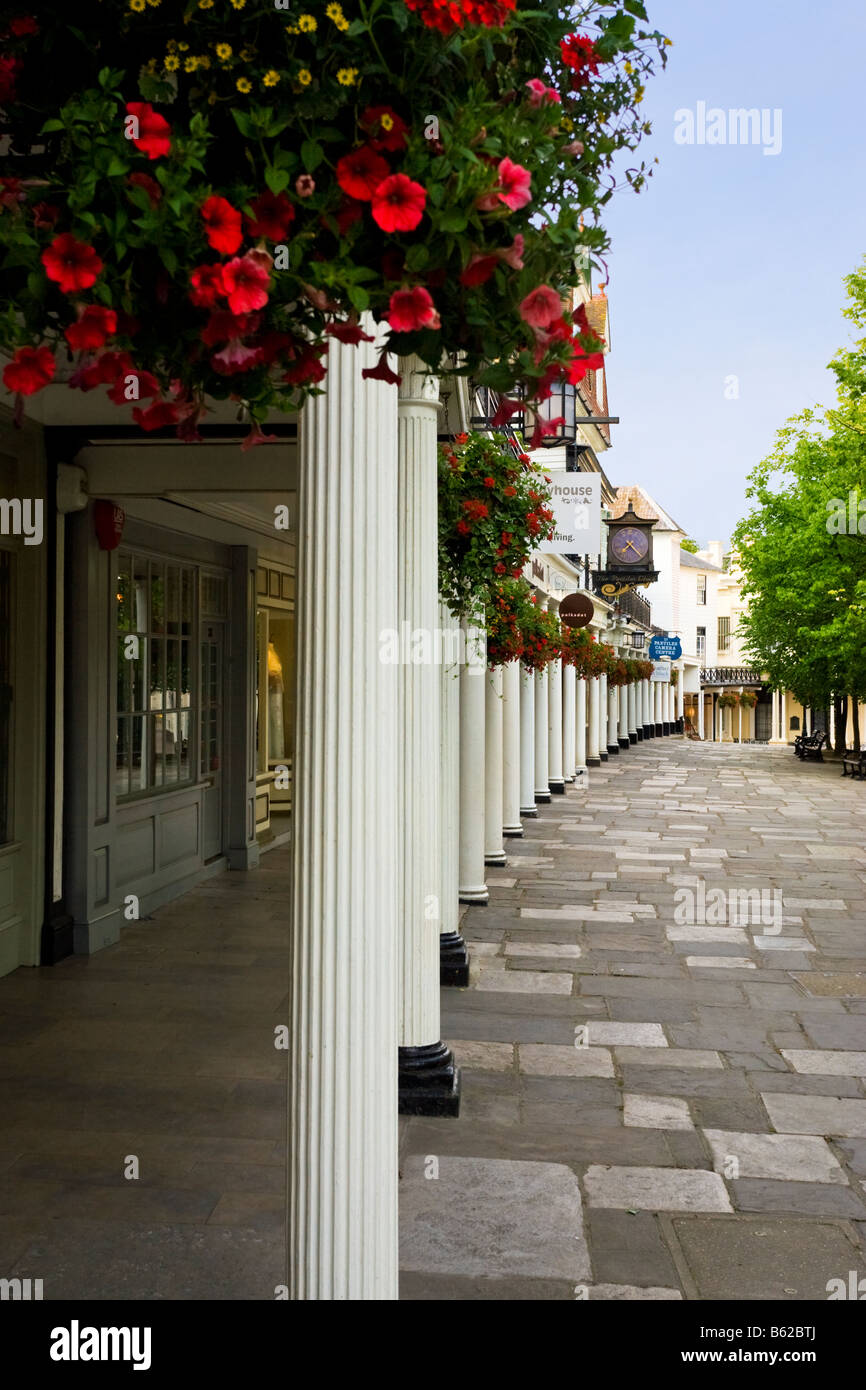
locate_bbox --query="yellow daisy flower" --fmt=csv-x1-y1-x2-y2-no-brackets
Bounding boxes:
239,47,255,61
236,76,252,94
230,0,247,8
298,14,317,31
164,54,180,71
216,43,232,60
184,56,198,72
166,40,177,52
178,41,189,51
129,0,146,11
326,2,345,20
198,0,214,9
381,113,393,131
263,70,281,87
335,16,349,30
297,69,312,87
336,67,358,86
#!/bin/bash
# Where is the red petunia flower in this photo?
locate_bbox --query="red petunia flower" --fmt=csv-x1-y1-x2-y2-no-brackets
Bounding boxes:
460,254,499,288
222,252,271,314
334,196,363,236
10,16,38,36
336,146,390,202
132,401,180,431
371,173,426,233
560,33,600,88
456,520,471,535
244,190,295,241
295,174,315,198
0,53,21,105
64,305,117,352
0,177,24,210
127,171,162,205
2,344,55,396
31,201,59,228
519,285,562,330
189,263,226,308
454,432,468,444
283,343,328,385
325,320,375,345
255,331,293,365
126,102,171,160
211,340,263,375
362,350,402,386
495,157,531,211
381,248,405,282
483,476,496,488
200,195,243,255
386,285,439,333
41,233,103,293
525,77,560,107
504,485,516,497
360,105,409,152
200,310,255,346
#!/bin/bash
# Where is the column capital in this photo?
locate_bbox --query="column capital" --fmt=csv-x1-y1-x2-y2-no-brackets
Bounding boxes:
398,354,441,411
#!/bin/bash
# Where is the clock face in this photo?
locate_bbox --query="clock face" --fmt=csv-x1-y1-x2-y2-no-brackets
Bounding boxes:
611,526,649,565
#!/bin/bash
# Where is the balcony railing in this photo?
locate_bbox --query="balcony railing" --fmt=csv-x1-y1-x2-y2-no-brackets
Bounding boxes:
615,588,651,628
701,667,763,686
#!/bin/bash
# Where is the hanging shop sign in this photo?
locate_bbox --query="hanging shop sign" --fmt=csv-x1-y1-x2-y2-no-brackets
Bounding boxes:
649,634,682,661
559,593,595,629
538,474,601,556
651,660,671,682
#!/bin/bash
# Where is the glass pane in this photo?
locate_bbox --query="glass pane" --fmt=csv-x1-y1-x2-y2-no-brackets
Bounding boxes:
131,636,147,712
115,717,130,799
267,614,294,763
166,565,179,632
151,713,165,787
130,715,147,793
116,634,131,716
151,562,165,634
179,638,191,783
132,557,148,633
181,568,194,631
116,559,132,631
255,609,267,774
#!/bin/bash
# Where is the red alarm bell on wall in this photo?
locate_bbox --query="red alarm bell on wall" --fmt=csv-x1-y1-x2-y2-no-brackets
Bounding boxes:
94,499,125,551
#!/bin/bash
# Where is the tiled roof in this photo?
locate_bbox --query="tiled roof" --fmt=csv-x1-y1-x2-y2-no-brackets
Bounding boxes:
585,293,608,348
680,549,723,572
611,485,682,533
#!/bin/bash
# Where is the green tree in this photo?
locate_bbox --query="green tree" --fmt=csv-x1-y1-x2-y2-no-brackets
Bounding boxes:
733,261,866,750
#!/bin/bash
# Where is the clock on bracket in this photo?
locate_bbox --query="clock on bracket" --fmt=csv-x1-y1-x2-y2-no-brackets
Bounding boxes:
606,505,655,573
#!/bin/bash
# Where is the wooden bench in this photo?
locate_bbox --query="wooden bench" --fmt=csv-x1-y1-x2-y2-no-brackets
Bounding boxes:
794,731,829,761
842,749,866,779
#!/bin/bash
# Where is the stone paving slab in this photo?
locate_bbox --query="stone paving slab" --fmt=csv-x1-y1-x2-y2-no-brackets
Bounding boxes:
401,741,866,1299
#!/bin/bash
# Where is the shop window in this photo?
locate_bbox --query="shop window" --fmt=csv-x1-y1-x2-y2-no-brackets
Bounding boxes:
256,601,295,799
115,551,196,800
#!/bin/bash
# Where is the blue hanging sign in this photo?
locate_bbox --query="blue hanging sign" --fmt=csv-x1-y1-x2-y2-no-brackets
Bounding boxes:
649,635,682,661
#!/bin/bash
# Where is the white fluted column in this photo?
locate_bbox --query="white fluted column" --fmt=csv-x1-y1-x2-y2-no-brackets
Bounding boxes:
628,681,637,741
519,665,537,816
698,687,705,739
562,662,576,785
548,655,565,793
779,690,787,743
397,357,443,1059
502,659,523,835
598,671,608,759
459,624,488,901
587,675,601,765
439,604,468,984
485,663,506,864
607,680,618,753
619,683,628,745
534,661,551,802
575,677,587,782
642,678,651,735
769,688,783,743
290,319,399,1300
677,672,684,721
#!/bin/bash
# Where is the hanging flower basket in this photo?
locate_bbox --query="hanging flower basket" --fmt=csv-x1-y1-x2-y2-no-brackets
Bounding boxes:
516,586,562,672
438,431,553,621
717,692,739,709
738,689,758,708
0,3,668,440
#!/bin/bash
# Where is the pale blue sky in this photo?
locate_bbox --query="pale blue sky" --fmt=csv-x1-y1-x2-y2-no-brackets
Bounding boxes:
601,0,866,546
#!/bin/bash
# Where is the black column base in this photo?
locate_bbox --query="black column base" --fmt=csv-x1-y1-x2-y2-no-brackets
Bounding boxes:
398,1041,460,1116
503,827,523,839
636,728,644,741
607,743,619,755
655,723,663,736
535,790,551,803
549,779,566,795
440,931,470,987
520,805,538,818
600,750,608,761
618,737,630,750
629,732,637,744
675,717,684,733
643,724,652,739
663,722,671,735
586,756,601,767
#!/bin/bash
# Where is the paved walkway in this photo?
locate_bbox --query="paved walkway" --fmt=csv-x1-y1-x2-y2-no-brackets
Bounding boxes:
400,740,866,1300
0,849,288,1300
